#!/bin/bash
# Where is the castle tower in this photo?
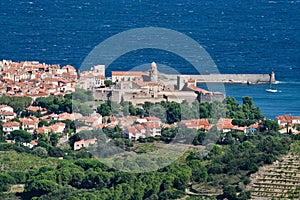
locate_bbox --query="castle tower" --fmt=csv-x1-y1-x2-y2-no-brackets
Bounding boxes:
177,75,190,90
149,62,158,82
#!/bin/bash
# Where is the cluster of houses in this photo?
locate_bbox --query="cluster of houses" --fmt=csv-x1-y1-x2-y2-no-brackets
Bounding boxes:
0,104,102,149
110,116,260,141
0,60,77,98
1,60,299,151
276,114,300,134
2,100,300,151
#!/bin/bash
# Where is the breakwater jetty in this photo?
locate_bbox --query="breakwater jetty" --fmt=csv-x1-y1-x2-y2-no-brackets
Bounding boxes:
158,71,276,90
189,71,275,84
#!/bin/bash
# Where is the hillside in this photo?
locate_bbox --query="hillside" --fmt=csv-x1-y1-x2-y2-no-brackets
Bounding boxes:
247,143,300,199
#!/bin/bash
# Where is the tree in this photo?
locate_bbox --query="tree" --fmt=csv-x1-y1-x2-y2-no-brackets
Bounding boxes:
159,188,184,200
32,146,48,158
26,179,58,197
188,160,208,182
49,132,59,146
64,119,76,133
104,80,113,87
8,171,27,184
69,170,85,188
192,129,206,145
97,101,112,116
0,96,32,114
242,96,254,108
262,120,280,132
136,108,145,117
165,102,181,124
0,122,4,142
38,120,49,127
128,102,136,116
167,164,192,191
149,104,166,121
9,130,32,144
222,186,237,199
225,96,264,122
78,104,93,116
199,102,212,118
34,96,72,114
69,134,81,149
0,174,16,192
37,132,49,144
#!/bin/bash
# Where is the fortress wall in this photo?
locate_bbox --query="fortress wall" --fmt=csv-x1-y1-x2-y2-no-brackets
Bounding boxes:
94,90,111,101
189,74,272,83
159,73,273,84
127,98,165,106
199,92,225,102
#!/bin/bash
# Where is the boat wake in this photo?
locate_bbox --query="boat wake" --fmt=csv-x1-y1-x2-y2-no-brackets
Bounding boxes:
275,81,300,85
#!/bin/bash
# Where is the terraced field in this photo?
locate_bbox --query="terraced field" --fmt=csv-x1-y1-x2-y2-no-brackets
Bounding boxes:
247,145,300,199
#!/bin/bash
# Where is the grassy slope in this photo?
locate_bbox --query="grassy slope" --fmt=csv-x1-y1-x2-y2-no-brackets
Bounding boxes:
0,151,62,173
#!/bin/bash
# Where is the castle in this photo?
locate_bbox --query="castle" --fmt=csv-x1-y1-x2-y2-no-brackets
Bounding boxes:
93,62,225,105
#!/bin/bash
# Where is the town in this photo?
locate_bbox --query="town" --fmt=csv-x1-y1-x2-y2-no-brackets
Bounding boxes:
0,59,299,151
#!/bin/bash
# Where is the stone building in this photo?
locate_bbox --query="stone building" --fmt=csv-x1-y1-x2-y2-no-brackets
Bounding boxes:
93,62,225,105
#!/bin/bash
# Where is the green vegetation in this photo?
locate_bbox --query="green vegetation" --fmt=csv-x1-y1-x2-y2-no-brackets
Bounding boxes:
104,80,113,87
33,95,72,114
1,128,292,199
96,96,263,126
0,151,60,173
0,96,32,114
0,95,299,199
133,143,159,154
226,97,264,126
8,130,32,144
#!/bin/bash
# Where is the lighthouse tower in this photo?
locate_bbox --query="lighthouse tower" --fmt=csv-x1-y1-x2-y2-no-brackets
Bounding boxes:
149,61,158,82
269,70,276,84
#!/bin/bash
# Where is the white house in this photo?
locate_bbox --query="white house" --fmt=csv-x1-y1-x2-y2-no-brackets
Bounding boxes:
74,138,97,150
292,116,300,125
142,121,161,137
0,111,16,122
2,121,20,135
125,125,146,140
20,117,39,134
0,105,14,113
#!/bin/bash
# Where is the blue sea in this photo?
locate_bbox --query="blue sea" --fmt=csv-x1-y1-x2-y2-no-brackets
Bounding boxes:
0,0,299,119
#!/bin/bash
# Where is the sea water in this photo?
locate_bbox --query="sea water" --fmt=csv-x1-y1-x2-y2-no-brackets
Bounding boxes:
0,0,299,118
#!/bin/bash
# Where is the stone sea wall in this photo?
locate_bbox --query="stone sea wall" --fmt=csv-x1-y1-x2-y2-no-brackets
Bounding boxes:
189,73,273,84
159,73,274,85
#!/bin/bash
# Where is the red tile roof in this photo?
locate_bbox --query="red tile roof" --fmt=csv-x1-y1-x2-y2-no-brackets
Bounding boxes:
187,85,210,93
112,71,147,76
181,119,211,130
3,121,20,127
142,121,161,129
217,118,234,129
276,114,293,123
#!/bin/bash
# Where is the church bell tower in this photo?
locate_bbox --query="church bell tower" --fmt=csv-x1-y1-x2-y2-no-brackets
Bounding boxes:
149,61,158,82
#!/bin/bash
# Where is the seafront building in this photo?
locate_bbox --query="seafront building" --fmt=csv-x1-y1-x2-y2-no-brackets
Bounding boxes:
93,62,225,105
1,59,275,106
276,114,300,134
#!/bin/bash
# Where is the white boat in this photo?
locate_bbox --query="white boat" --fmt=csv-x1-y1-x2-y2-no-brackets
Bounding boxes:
266,78,280,93
266,88,278,93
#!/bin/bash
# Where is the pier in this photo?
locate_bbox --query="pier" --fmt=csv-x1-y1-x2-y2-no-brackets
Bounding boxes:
188,72,275,84
158,71,276,90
